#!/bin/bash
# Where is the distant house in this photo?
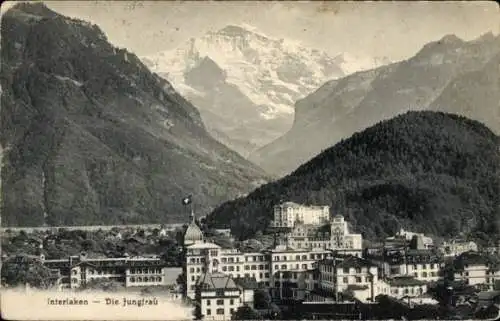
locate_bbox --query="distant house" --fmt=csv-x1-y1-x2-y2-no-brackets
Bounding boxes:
441,239,478,257
214,229,232,238
476,291,500,309
381,276,428,300
396,228,434,249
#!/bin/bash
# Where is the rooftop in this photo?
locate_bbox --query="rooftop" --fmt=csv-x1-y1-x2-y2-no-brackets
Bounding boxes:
386,276,426,287
196,272,239,291
318,256,373,269
233,276,259,289
186,242,220,250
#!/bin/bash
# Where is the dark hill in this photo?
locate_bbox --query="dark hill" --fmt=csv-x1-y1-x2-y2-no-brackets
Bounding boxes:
0,3,268,227
206,111,500,243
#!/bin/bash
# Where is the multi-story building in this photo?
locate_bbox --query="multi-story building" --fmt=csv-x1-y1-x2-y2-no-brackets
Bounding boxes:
315,256,379,302
183,241,344,300
283,215,362,256
194,272,253,320
311,257,430,303
42,252,171,289
381,276,428,300
395,228,434,249
453,251,500,290
272,202,330,228
183,205,365,299
369,249,444,283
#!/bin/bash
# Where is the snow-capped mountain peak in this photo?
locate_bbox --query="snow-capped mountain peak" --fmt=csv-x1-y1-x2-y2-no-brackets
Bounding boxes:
141,24,389,157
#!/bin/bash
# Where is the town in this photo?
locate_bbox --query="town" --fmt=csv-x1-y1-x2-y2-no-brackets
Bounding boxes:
2,201,500,320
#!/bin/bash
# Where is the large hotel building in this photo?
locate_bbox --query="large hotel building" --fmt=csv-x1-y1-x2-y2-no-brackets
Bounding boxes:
183,202,364,301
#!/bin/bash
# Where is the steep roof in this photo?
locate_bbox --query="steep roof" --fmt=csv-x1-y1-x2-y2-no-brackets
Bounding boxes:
196,272,238,290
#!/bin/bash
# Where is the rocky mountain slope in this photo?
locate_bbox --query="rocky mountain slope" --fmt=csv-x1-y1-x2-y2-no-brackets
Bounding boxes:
0,3,268,227
207,111,500,243
250,33,500,176
142,25,388,157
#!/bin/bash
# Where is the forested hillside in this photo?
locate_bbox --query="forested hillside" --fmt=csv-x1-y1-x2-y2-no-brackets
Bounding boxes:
0,3,268,227
207,111,500,243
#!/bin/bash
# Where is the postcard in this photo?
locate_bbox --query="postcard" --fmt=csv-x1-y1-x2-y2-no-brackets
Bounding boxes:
1,0,499,320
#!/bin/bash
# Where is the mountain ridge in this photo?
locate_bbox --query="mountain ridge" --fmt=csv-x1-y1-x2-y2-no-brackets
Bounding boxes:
250,32,500,176
142,24,389,157
1,3,269,227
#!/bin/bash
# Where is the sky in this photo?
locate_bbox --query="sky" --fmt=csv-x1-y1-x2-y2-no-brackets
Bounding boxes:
3,1,499,61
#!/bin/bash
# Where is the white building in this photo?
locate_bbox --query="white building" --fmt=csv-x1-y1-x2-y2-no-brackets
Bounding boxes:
369,249,444,283
183,205,365,300
42,252,172,289
184,242,341,300
441,240,478,257
380,276,428,299
315,256,379,302
195,272,252,320
396,228,433,249
284,215,363,256
272,202,330,228
453,251,500,290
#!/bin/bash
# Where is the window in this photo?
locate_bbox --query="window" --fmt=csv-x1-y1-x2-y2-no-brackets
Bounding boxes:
206,309,211,316
216,299,224,305
275,265,279,270
281,264,286,269
343,268,349,274
206,300,211,306
222,267,227,272
355,268,361,273
190,268,194,273
216,308,224,315
343,277,348,283
230,299,234,305
355,277,362,283
229,266,235,272
230,308,234,314
265,273,269,278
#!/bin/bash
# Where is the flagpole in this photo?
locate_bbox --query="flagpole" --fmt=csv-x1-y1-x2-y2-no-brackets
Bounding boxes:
191,197,194,223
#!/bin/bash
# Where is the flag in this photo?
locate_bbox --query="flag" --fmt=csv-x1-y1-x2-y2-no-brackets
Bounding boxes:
182,195,192,206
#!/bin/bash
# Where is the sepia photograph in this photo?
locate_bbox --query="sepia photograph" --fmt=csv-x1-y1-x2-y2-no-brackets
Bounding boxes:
0,0,499,320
